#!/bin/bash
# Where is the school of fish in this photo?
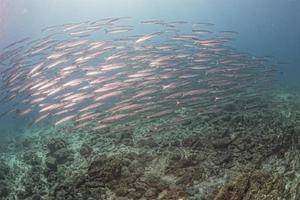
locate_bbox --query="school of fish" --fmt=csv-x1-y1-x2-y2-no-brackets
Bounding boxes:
0,17,277,130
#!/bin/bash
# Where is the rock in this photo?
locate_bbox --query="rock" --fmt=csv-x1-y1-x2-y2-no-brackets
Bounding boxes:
223,103,238,112
195,153,206,162
47,138,66,153
213,152,232,165
56,189,67,199
170,151,182,161
53,148,73,164
120,166,131,178
186,186,199,196
45,156,57,171
181,119,192,126
144,188,158,198
0,180,10,197
85,181,104,188
116,197,130,200
231,115,244,123
79,143,93,158
22,138,32,148
31,173,41,183
22,151,42,165
182,136,204,149
138,138,158,148
176,169,203,185
140,174,168,191
128,159,142,173
32,194,42,200
220,115,232,122
127,190,143,199
160,188,188,200
0,161,9,180
88,157,123,183
16,190,28,199
134,184,147,194
214,170,286,200
118,129,132,142
115,187,129,196
212,138,231,149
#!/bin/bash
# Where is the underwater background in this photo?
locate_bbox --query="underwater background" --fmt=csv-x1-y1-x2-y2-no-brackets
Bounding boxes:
0,0,300,199
2,0,300,82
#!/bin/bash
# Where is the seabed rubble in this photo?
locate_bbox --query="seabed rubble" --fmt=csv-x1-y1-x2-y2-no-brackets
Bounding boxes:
0,90,300,200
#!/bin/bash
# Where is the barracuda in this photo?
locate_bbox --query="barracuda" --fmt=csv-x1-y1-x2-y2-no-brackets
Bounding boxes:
0,17,277,130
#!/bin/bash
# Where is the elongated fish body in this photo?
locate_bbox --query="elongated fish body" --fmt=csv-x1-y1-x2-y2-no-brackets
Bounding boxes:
0,17,277,130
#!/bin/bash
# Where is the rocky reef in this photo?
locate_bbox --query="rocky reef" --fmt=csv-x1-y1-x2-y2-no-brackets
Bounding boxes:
0,89,300,200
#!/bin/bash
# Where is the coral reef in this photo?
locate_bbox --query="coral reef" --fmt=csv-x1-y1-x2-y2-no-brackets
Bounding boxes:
0,90,300,199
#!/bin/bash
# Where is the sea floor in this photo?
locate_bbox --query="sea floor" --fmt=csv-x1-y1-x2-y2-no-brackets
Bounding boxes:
1,87,300,200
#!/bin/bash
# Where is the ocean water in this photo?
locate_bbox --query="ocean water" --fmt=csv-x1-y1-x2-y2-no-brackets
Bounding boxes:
0,1,300,199
1,0,300,131
2,0,300,79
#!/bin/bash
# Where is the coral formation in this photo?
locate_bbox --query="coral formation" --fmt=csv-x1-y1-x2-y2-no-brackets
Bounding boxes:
0,90,300,199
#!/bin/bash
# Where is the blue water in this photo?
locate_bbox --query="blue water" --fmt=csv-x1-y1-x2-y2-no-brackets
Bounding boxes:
0,0,299,134
1,0,300,84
